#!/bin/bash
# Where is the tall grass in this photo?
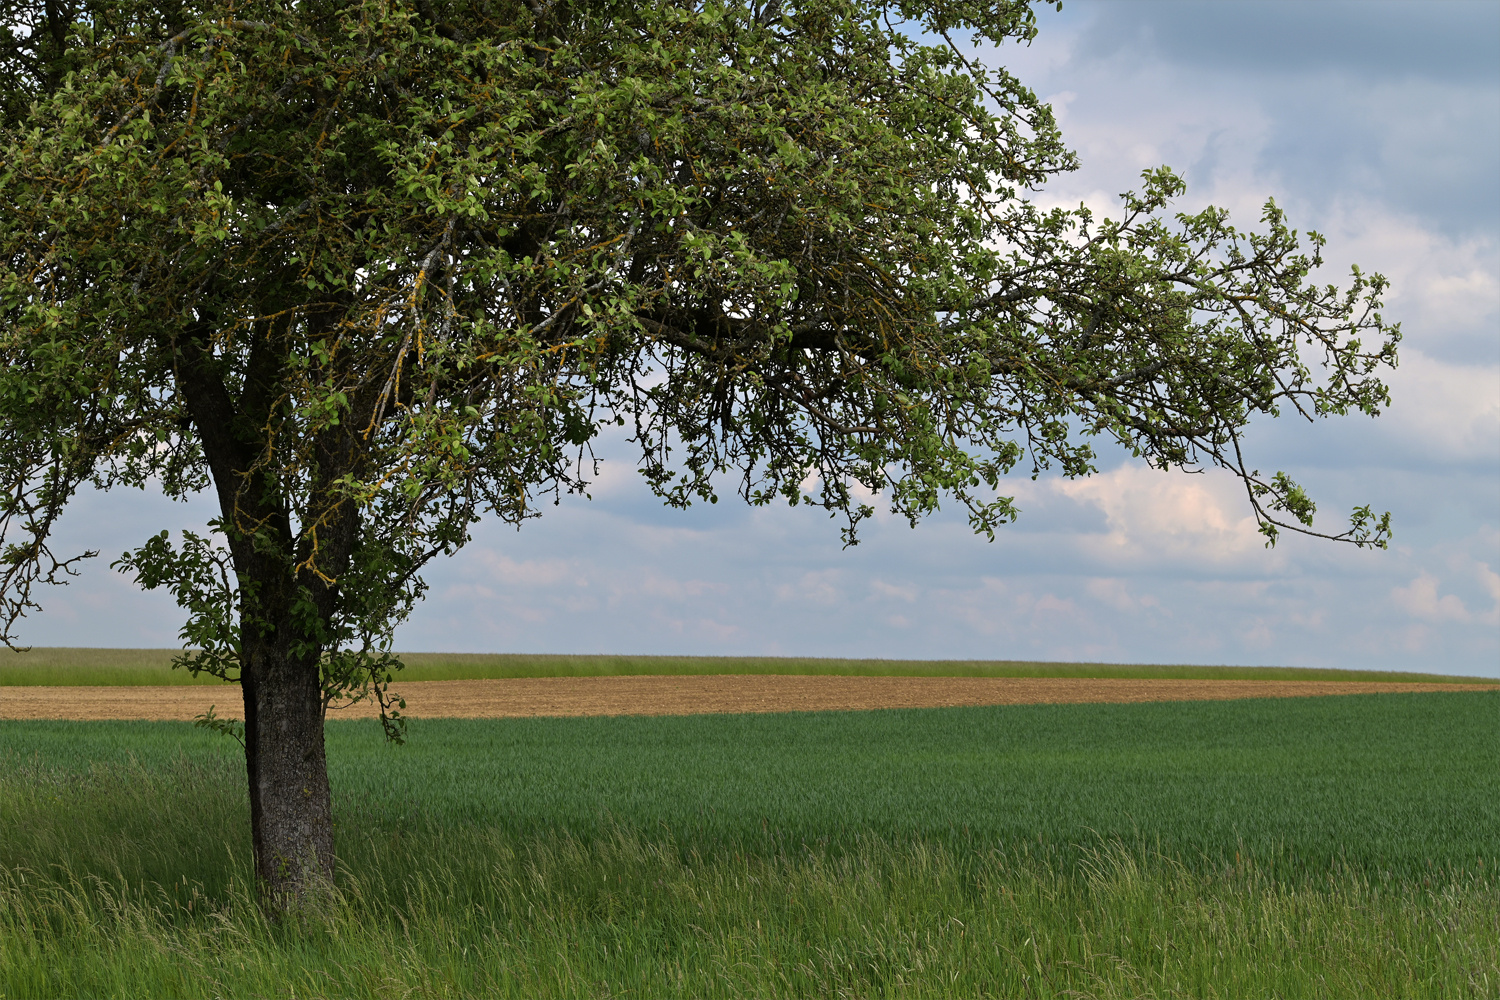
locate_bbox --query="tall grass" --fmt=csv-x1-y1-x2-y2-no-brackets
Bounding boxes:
3,646,1492,685
2,807,1494,997
3,695,1497,997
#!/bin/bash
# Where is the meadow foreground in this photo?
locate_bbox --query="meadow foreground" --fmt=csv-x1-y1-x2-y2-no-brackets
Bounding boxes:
3,691,1496,998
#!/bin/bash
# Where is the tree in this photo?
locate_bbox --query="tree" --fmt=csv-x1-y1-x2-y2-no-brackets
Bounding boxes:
0,0,1397,909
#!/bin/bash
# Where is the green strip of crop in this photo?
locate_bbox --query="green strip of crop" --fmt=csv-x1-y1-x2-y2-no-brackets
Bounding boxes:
6,693,1497,877
1,647,1492,685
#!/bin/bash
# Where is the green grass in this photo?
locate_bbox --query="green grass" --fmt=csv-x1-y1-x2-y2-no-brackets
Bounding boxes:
3,692,1497,997
4,830,1493,999
0,647,231,686
2,646,1492,685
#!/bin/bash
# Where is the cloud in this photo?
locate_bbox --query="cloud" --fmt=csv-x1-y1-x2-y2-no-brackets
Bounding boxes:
1010,1,1500,239
1313,203,1498,364
944,577,1087,641
869,579,918,603
657,615,741,643
469,552,581,589
1391,572,1477,624
1380,352,1500,465
1075,1,1500,84
618,573,728,602
774,570,844,607
1085,577,1161,613
1049,465,1269,570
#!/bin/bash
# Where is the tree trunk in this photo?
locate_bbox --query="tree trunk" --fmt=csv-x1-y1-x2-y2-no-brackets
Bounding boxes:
170,314,346,911
240,631,335,909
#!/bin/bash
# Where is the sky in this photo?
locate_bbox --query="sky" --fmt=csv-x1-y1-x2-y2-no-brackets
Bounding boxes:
22,1,1500,676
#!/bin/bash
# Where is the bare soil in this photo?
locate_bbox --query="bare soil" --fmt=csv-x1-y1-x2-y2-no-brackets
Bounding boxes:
1,675,1493,721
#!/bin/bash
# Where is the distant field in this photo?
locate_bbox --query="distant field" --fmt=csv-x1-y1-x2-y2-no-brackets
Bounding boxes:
1,646,1490,685
3,692,1496,997
6,692,1497,875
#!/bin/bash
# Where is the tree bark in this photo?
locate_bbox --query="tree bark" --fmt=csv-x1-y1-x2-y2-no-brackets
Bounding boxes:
240,627,336,908
172,316,340,911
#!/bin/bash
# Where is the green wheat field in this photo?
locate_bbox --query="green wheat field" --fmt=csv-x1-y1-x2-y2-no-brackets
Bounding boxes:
1,653,1496,997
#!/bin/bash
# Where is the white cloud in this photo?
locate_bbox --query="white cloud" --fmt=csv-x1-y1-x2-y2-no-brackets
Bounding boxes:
657,615,741,642
576,458,641,499
470,551,581,589
1391,572,1474,623
1050,464,1268,567
869,579,918,602
773,569,844,607
947,577,1086,640
1085,577,1161,613
1479,564,1500,627
1380,351,1500,463
619,573,727,602
1314,203,1498,349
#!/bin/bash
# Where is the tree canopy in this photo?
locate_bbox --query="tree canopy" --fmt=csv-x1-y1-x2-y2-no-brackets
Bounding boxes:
0,0,1398,906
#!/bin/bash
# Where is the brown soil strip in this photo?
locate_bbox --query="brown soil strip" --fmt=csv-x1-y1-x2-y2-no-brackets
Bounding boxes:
1,676,1493,721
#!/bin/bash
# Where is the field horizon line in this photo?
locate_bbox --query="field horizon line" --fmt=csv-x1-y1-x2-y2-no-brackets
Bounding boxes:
0,647,1493,686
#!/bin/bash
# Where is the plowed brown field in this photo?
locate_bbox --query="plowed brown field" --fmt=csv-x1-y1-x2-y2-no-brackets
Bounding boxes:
1,675,1493,721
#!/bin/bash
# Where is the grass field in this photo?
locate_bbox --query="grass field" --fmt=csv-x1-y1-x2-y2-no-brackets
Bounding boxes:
1,645,1491,685
3,691,1497,997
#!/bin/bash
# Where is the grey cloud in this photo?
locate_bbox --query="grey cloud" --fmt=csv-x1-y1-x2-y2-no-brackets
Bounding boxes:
1074,0,1500,83
1255,78,1499,240
1034,2,1500,238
